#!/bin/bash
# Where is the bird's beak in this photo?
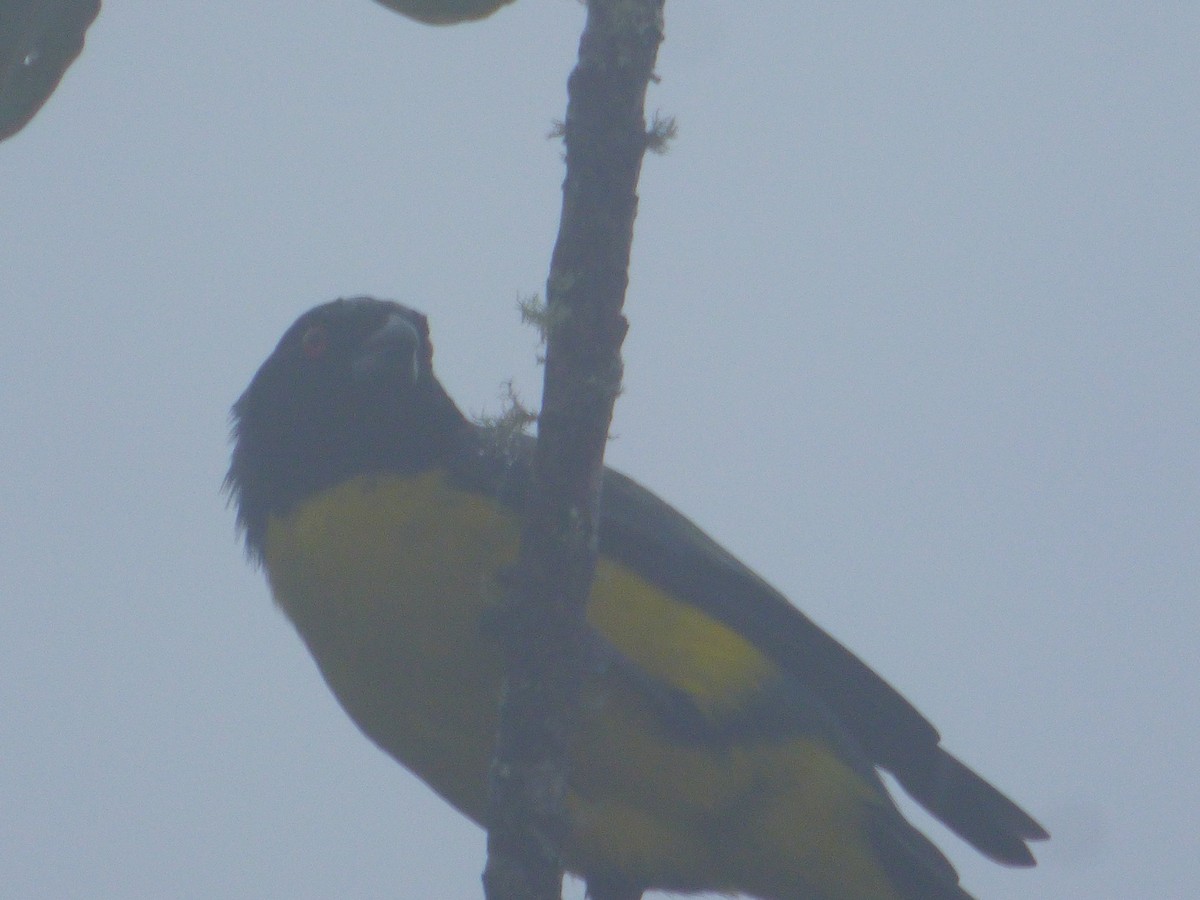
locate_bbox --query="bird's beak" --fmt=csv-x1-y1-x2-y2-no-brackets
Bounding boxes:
351,312,423,384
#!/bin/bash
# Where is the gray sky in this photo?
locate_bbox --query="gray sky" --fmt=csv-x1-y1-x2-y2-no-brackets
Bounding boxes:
2,2,1197,898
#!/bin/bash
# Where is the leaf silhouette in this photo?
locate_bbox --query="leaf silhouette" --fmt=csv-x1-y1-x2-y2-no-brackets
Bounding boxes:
1,0,100,142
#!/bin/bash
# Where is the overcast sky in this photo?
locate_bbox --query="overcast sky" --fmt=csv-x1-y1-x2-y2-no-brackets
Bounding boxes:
2,3,1197,898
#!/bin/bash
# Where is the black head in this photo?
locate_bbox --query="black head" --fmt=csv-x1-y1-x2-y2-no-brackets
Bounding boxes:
226,297,468,559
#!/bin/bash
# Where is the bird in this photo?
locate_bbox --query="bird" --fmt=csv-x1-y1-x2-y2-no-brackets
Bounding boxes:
227,296,1047,899
372,0,515,26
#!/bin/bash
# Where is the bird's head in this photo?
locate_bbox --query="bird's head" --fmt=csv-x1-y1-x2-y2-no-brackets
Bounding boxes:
226,297,466,559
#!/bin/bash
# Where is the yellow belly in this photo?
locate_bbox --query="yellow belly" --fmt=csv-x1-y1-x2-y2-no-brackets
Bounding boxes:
263,472,901,899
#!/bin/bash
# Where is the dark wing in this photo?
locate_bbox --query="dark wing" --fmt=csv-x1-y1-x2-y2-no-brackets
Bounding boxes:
446,430,1046,864
598,467,1048,865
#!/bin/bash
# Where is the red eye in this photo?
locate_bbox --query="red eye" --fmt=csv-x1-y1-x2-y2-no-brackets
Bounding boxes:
302,325,328,359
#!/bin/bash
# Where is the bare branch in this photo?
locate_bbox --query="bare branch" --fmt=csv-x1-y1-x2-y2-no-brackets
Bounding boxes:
482,2,666,899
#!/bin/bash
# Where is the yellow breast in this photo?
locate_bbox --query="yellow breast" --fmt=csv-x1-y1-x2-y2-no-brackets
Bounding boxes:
262,471,900,899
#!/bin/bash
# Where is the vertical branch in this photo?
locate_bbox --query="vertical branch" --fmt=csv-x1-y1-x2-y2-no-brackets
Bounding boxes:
482,2,666,900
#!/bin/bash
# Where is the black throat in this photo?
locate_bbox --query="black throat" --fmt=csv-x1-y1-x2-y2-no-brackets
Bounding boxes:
226,374,471,562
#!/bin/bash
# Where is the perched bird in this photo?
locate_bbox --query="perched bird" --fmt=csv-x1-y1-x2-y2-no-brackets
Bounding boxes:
372,0,515,26
227,297,1047,900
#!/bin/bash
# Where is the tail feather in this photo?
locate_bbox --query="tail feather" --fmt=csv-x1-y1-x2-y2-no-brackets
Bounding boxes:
892,747,1049,866
867,803,975,900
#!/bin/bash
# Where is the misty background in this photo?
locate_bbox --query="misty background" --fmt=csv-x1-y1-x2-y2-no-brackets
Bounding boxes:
2,3,1196,898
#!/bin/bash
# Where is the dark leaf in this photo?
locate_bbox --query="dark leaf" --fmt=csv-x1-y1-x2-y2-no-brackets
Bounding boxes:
1,0,100,142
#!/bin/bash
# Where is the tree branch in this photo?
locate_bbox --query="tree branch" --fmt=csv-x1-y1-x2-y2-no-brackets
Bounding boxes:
482,2,666,899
